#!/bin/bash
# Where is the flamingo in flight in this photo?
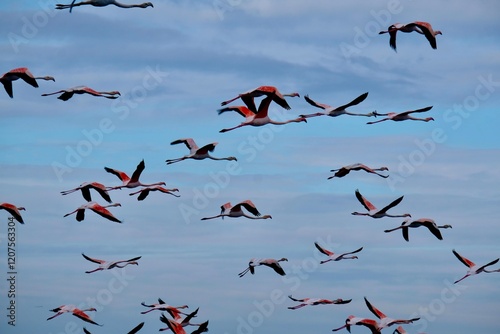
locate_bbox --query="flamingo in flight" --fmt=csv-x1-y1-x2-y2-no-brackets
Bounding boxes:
105,159,166,190
332,316,382,334
452,249,500,284
140,298,189,315
129,185,180,201
159,307,208,332
287,295,351,310
218,95,306,133
63,202,122,223
47,305,101,326
364,297,420,330
220,85,299,112
84,322,144,334
384,218,452,241
1,67,54,98
238,257,288,277
0,67,56,98
166,138,237,164
56,0,153,13
42,86,120,101
300,92,375,119
379,21,442,51
201,200,272,220
0,202,26,224
352,189,411,219
328,163,389,180
81,253,141,273
314,242,363,264
61,182,112,203
368,106,434,124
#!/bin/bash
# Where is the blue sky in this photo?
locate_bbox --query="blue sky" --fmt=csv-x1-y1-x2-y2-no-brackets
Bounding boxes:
1,1,500,333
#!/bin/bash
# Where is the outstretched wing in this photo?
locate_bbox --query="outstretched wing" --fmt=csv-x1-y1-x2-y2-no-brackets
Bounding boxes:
334,92,369,111
171,138,198,152
304,95,331,110
314,242,334,256
364,297,387,319
355,189,376,212
81,253,105,264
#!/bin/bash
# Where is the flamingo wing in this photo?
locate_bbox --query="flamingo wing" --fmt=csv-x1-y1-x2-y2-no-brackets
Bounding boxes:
191,320,209,334
127,322,145,334
130,160,145,183
378,195,404,214
398,106,433,117
171,138,199,152
341,247,363,256
1,80,13,98
334,92,369,111
90,183,112,203
304,95,331,110
76,208,86,222
0,203,24,223
72,309,101,326
452,249,475,268
136,189,151,201
314,242,334,256
355,189,377,212
197,143,217,154
104,167,130,183
90,205,121,223
412,22,438,48
81,253,105,264
218,105,255,118
83,328,92,334
238,200,261,216
478,258,500,272
364,297,387,319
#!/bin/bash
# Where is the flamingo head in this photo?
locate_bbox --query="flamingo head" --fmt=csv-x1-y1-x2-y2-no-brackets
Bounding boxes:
261,214,272,219
435,30,443,36
296,116,307,123
380,167,389,171
41,76,55,81
227,156,238,161
141,2,154,7
178,305,189,309
278,257,288,262
85,307,98,312
286,92,300,98
17,207,26,211
425,117,435,122
109,91,121,96
442,224,453,229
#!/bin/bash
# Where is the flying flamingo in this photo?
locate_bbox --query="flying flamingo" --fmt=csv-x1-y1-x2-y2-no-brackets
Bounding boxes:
452,249,500,284
81,253,141,273
47,305,101,326
201,200,272,220
140,298,189,315
238,257,288,277
367,106,434,124
218,95,306,133
159,307,207,332
299,92,375,119
384,218,452,241
63,202,122,223
364,297,421,330
55,0,153,13
42,86,120,101
0,203,26,224
61,182,112,203
1,67,54,98
84,322,144,334
332,315,382,334
379,21,442,51
166,138,237,164
220,85,300,112
129,185,180,201
352,189,411,219
314,242,363,264
105,159,166,190
328,163,389,179
287,295,351,309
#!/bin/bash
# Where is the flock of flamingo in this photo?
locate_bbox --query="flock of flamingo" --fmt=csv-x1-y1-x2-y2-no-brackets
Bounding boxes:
0,2,497,334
